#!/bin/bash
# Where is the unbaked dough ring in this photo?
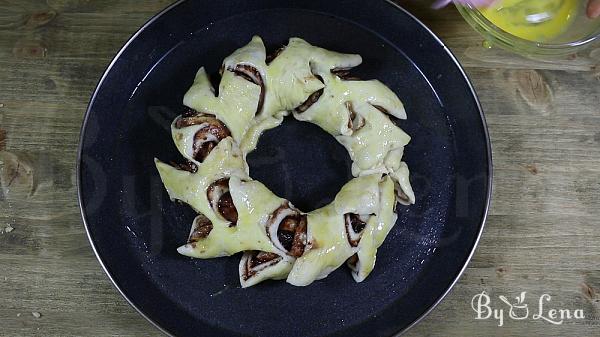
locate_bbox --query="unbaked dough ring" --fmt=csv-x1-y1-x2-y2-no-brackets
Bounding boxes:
156,36,415,287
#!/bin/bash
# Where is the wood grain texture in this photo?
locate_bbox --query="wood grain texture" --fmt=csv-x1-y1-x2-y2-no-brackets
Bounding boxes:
0,0,599,336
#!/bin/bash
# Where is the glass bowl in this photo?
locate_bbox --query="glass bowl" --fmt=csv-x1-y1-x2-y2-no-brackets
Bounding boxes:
455,0,600,57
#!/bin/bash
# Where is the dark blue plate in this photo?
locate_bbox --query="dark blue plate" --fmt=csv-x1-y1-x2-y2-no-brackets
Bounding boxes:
77,0,492,336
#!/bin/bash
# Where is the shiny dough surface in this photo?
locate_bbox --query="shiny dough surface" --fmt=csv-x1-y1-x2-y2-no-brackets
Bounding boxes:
156,36,416,287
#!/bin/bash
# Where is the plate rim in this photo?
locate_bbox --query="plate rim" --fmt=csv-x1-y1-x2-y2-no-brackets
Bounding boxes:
76,0,493,336
381,1,492,335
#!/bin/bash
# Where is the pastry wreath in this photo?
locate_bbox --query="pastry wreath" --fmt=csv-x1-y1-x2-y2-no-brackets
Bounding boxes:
155,36,415,287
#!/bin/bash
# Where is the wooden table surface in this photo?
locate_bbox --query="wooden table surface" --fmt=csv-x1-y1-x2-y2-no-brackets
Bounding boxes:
1,1,599,336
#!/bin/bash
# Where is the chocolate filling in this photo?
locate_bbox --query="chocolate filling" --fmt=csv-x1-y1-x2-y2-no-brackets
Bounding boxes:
344,213,368,247
249,251,280,268
207,178,238,226
243,250,282,280
230,64,265,114
170,160,198,173
347,253,359,267
193,141,216,162
294,88,324,113
345,101,366,131
217,192,238,225
294,72,324,113
175,110,231,162
182,107,197,118
268,203,307,257
371,104,390,115
350,214,367,233
188,214,213,243
266,46,285,64
290,216,307,257
175,111,215,128
277,214,307,257
331,68,360,81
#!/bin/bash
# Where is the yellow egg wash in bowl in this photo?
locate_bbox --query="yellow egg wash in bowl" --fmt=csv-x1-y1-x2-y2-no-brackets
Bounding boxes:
456,0,600,57
480,0,578,42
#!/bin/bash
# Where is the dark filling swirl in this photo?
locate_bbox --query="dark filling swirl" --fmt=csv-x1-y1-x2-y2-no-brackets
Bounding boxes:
207,178,238,226
175,108,231,162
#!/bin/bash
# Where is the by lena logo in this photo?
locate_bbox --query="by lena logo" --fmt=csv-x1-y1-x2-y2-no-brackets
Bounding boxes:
471,291,585,327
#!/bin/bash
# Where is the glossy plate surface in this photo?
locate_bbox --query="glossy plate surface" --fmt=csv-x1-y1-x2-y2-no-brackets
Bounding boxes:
78,0,492,336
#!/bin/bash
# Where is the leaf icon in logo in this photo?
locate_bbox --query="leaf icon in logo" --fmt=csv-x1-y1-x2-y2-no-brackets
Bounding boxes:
499,292,529,320
516,291,526,305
